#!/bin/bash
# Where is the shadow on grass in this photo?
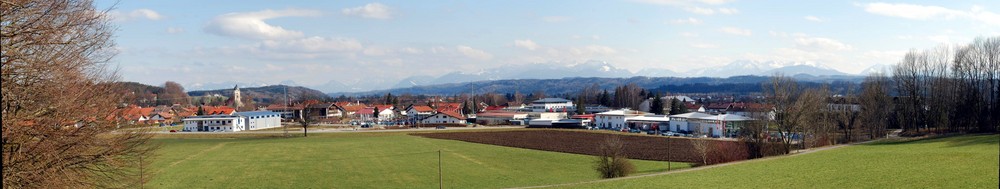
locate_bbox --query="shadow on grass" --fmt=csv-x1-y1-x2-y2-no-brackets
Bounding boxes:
866,134,999,148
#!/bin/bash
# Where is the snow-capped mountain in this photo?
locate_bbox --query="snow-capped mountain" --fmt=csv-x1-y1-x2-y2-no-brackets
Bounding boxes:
685,60,848,77
314,60,853,93
859,64,894,76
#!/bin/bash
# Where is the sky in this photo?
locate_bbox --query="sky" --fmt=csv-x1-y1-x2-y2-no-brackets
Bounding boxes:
97,0,1000,90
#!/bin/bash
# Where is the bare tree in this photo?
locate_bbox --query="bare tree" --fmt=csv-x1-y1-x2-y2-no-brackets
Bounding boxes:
2,0,155,188
690,139,711,165
796,87,830,147
161,81,191,105
594,136,634,178
763,74,800,154
859,72,892,139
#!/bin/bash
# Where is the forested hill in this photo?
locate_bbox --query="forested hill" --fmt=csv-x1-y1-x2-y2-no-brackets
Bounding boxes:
331,75,865,96
187,85,328,104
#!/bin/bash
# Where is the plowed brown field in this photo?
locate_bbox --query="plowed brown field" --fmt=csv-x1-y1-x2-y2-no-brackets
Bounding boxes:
413,130,738,163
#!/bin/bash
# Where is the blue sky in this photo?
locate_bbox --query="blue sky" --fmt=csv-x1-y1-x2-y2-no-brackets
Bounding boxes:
97,0,1000,90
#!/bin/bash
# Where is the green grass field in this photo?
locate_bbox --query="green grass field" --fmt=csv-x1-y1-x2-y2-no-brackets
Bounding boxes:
557,134,1000,188
146,131,692,188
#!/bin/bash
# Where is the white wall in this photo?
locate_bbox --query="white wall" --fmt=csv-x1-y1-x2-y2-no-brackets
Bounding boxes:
421,114,465,124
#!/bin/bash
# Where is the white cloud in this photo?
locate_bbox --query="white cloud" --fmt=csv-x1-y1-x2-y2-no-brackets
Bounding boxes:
795,37,853,51
671,17,702,24
205,9,321,40
720,27,751,36
927,35,954,44
690,43,718,48
685,7,715,15
634,0,734,6
570,45,617,56
258,37,363,53
342,3,392,19
804,16,823,22
717,8,739,14
861,3,1000,25
456,45,493,60
679,32,699,37
514,39,540,50
111,9,163,21
166,27,184,34
542,16,572,22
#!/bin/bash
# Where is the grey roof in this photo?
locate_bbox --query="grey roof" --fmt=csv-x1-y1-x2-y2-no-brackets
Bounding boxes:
532,98,572,103
234,111,281,117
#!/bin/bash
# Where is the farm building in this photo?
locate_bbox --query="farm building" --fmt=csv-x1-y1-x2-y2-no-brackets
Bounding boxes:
182,111,282,132
530,98,575,112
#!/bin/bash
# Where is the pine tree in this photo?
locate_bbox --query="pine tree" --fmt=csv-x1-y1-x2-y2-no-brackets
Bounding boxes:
650,93,663,115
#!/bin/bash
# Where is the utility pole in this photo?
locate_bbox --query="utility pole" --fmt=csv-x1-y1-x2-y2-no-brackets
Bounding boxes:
139,154,144,189
438,150,443,189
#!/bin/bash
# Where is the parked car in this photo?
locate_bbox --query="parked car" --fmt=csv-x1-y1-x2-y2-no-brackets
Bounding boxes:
629,129,641,133
169,130,177,133
435,126,446,129
646,130,657,135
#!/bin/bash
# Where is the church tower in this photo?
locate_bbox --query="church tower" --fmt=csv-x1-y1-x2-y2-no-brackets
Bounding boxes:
232,85,243,109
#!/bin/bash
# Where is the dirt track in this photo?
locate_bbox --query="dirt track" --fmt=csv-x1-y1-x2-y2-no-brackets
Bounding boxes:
413,130,737,162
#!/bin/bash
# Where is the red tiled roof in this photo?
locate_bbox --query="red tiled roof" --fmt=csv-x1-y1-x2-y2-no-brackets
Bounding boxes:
685,104,703,110
201,106,235,115
437,110,466,120
341,105,366,112
410,105,434,112
356,107,375,115
485,106,506,111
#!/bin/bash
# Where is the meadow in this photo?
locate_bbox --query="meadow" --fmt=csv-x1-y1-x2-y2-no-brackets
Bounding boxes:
555,134,1000,188
145,131,693,188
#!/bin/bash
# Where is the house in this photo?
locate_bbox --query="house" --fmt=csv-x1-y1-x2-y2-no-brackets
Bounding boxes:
181,111,281,132
530,98,575,112
476,111,529,125
265,104,304,120
594,109,650,129
339,104,367,118
685,104,706,112
420,111,466,124
405,105,436,121
578,104,611,114
306,103,343,118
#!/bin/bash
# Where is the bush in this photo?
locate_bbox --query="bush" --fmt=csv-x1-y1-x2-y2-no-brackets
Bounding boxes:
706,141,749,165
594,136,635,178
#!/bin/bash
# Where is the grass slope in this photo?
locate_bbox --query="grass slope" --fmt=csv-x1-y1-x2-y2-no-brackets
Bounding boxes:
559,134,1000,188
146,132,692,188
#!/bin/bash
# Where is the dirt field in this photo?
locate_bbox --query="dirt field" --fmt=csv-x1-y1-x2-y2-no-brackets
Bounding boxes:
413,130,739,163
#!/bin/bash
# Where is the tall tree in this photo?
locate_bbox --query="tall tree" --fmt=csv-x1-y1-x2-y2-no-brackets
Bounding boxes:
2,0,155,187
160,81,191,105
859,72,891,139
650,93,664,115
763,74,800,154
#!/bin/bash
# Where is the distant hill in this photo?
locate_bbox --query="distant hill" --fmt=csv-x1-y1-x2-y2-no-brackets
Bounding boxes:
188,85,328,104
330,75,864,96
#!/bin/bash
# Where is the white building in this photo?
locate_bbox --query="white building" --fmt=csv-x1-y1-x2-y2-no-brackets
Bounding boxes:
182,111,281,132
668,112,752,137
420,111,466,124
531,98,575,112
625,115,671,131
594,109,651,130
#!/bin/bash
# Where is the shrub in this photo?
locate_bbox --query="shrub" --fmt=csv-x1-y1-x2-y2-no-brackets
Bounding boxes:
594,136,635,178
706,141,749,165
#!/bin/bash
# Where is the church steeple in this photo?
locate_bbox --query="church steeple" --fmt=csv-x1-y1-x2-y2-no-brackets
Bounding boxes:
232,85,243,109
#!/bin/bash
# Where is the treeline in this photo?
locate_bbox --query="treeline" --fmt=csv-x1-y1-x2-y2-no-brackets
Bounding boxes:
737,36,1000,159
891,36,999,133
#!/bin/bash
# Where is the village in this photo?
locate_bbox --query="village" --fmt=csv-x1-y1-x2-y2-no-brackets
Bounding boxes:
109,84,855,140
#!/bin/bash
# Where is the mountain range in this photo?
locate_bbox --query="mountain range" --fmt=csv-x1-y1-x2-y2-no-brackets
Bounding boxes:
186,60,868,93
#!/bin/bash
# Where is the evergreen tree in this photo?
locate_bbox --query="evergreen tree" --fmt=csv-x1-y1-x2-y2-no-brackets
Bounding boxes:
576,97,587,115
650,93,664,115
